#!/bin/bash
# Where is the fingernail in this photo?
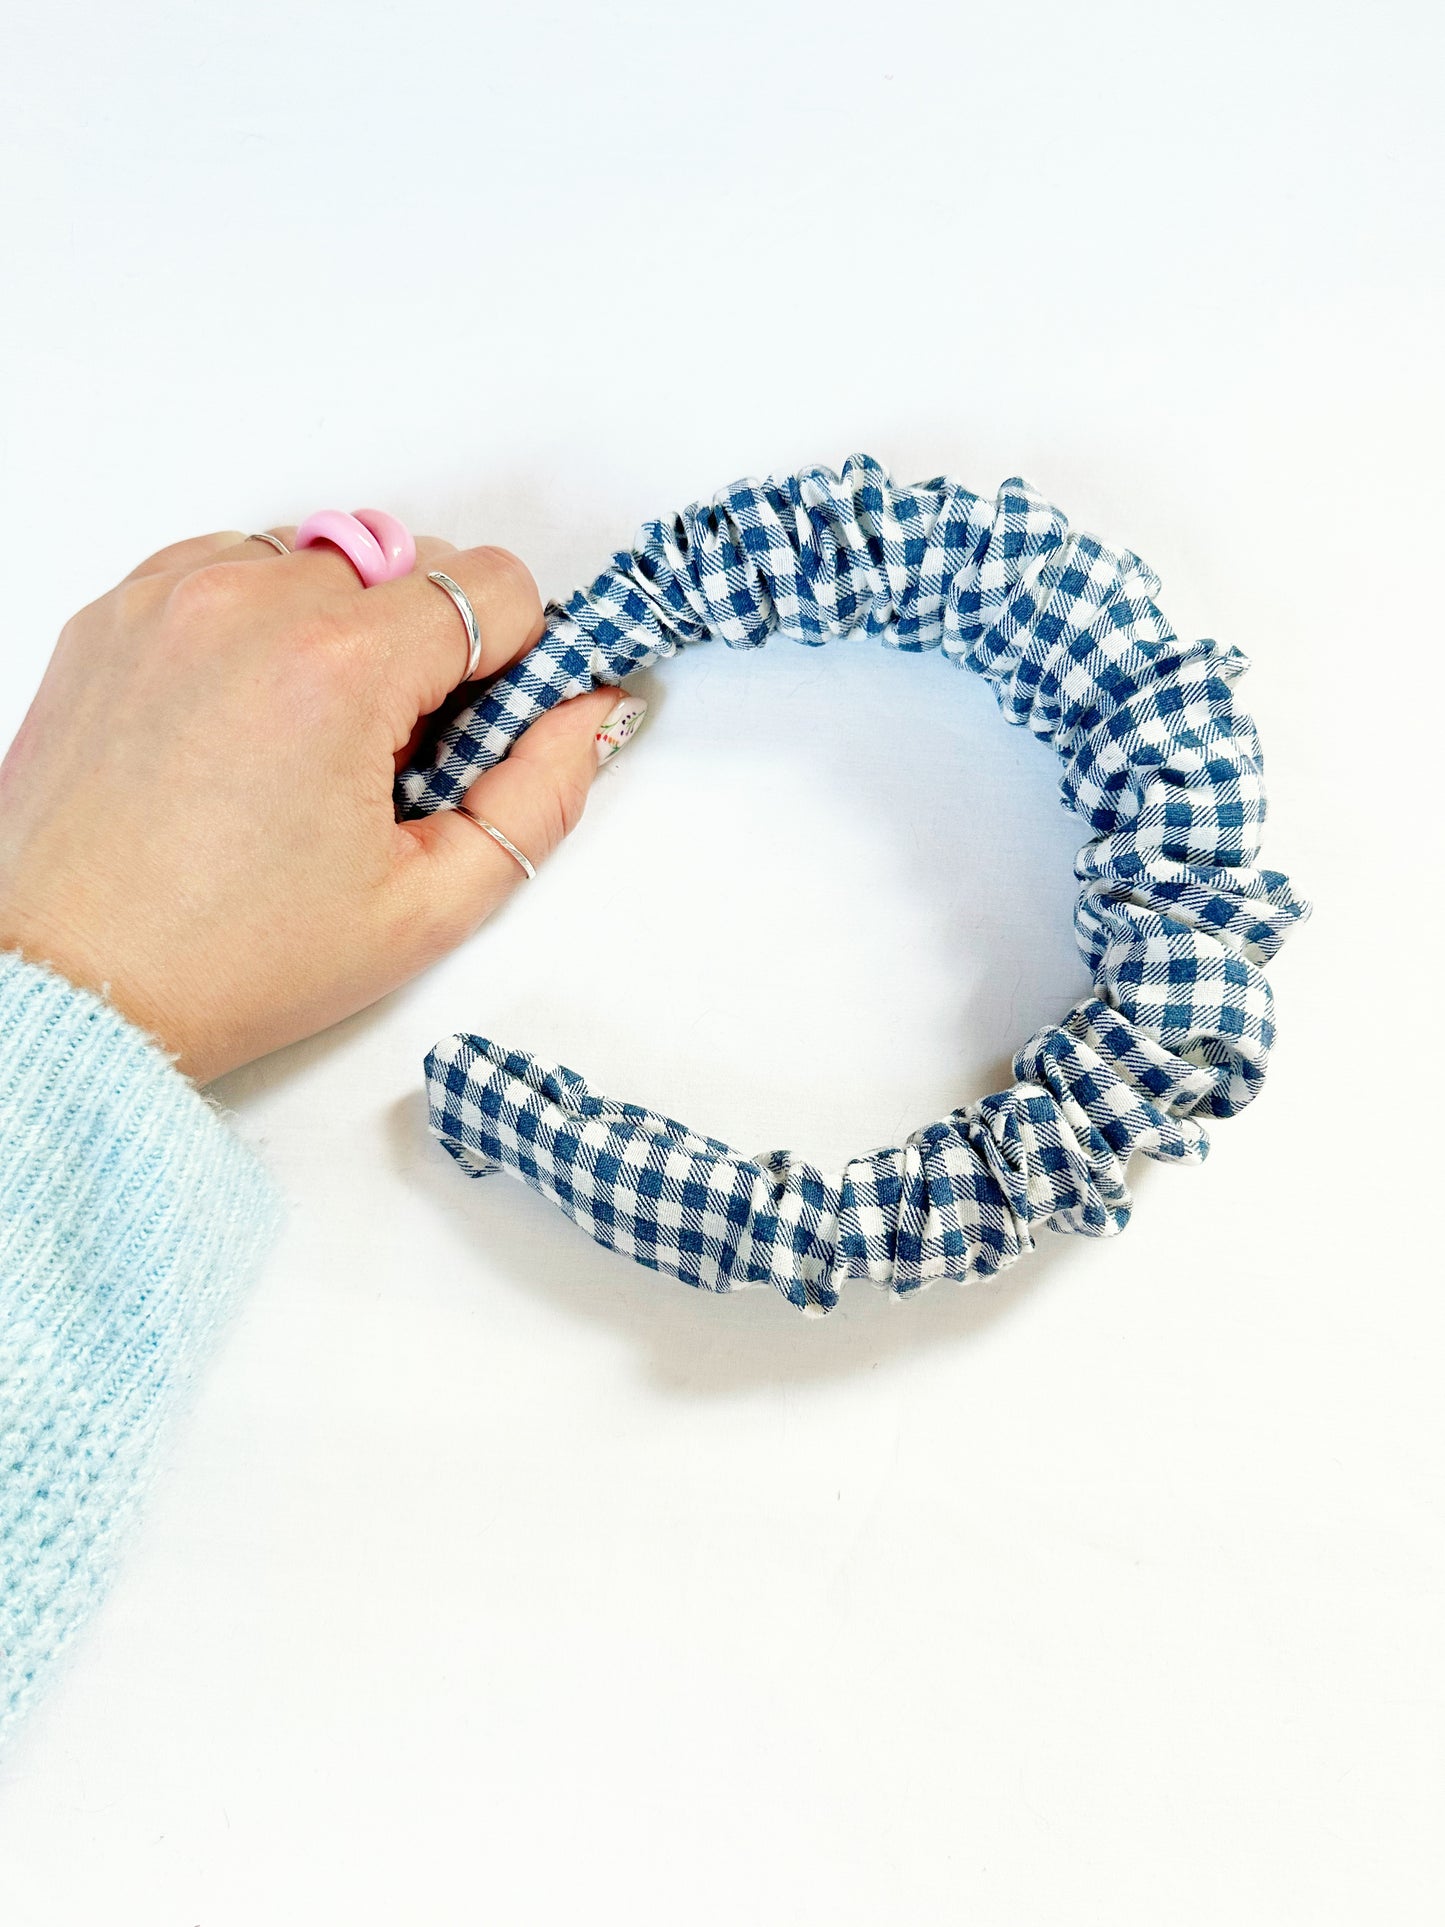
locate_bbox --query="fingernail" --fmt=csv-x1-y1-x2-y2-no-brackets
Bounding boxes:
595,692,648,765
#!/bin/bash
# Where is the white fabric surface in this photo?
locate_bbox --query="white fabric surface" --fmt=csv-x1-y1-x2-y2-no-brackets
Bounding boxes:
0,2,1440,1922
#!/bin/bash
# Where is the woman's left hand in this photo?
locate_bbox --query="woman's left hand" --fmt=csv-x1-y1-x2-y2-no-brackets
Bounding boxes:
0,525,637,1082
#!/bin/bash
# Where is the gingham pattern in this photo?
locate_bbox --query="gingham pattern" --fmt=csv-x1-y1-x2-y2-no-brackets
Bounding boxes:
408,456,1310,1313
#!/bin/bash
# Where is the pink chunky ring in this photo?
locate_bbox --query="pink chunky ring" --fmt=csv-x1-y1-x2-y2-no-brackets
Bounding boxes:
293,507,416,587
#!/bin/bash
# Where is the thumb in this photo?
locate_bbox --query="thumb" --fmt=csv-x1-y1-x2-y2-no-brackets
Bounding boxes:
401,685,648,933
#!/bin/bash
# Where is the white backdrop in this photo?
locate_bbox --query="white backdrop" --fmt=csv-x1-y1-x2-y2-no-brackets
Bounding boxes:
2,3,1441,1922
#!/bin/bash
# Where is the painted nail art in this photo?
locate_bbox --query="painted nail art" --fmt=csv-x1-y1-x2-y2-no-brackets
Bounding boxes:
595,692,648,765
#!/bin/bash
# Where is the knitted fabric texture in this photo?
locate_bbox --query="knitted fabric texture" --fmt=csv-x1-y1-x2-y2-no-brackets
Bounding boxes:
407,455,1310,1314
0,952,281,1748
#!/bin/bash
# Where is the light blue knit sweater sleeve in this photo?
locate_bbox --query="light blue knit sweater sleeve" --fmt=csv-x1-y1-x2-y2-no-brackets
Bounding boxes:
0,950,282,1749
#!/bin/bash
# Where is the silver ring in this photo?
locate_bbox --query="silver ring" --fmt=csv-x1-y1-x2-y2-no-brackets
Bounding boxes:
246,531,290,555
455,807,536,880
427,570,484,684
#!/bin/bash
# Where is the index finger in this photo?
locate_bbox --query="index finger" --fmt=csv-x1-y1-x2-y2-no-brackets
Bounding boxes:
360,544,546,723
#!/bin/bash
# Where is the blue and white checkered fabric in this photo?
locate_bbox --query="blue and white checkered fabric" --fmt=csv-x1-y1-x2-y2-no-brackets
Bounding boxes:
405,456,1309,1314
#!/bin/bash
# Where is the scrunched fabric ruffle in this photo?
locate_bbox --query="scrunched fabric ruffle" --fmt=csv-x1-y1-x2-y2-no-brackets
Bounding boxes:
403,456,1310,1313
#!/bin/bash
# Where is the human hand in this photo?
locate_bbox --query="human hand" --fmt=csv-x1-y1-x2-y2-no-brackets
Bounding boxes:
0,525,644,1083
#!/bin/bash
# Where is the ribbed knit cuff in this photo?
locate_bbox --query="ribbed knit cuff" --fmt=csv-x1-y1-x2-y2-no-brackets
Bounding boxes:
0,950,283,1748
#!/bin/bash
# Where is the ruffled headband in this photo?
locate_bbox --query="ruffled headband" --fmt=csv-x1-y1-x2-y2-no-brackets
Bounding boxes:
398,455,1309,1314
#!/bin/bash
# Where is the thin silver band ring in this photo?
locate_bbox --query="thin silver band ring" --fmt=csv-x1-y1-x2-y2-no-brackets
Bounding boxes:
246,531,290,555
427,570,484,684
455,807,536,880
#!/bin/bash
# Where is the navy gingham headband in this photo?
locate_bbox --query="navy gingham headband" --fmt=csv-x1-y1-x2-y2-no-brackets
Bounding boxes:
399,455,1310,1315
